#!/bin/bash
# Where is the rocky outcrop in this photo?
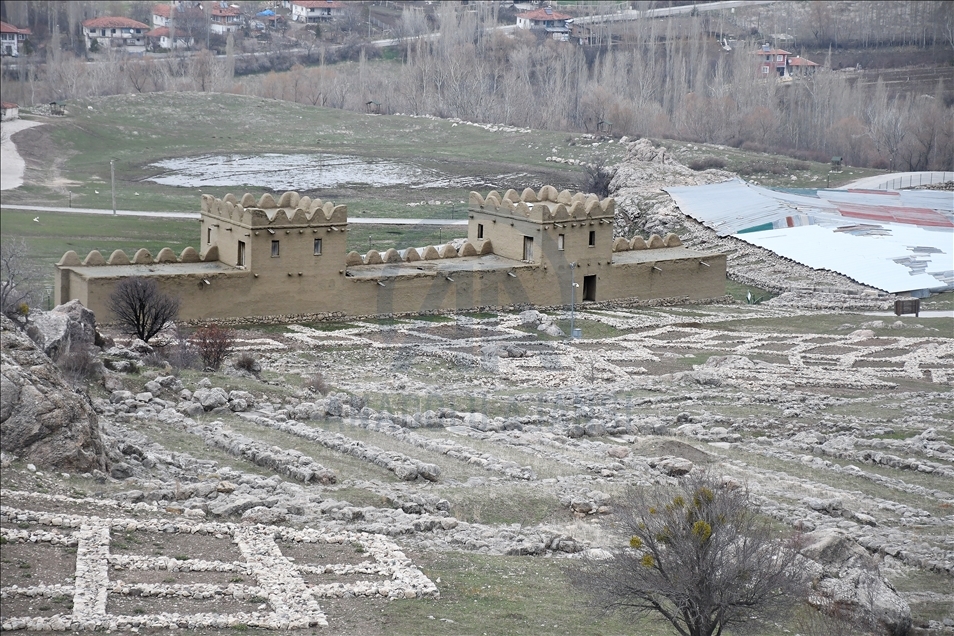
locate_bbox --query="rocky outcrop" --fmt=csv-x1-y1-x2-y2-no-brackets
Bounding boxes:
0,315,106,472
25,300,100,362
800,529,912,636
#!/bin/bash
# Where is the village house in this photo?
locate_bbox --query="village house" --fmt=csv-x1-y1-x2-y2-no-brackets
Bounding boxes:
787,55,820,77
210,2,243,34
1,101,19,121
515,6,572,39
754,44,819,79
290,0,346,24
145,26,194,50
54,187,726,323
755,44,790,77
0,20,31,56
151,3,173,27
82,17,151,53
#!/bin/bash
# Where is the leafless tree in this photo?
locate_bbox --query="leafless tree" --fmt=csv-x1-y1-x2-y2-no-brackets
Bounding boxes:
581,156,615,198
568,472,807,636
0,238,44,325
190,323,235,371
108,277,179,343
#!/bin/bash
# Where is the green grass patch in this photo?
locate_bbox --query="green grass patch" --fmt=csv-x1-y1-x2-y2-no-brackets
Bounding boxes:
724,280,777,304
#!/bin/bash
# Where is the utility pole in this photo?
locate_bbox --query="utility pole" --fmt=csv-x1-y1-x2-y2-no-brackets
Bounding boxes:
110,159,116,215
569,262,577,338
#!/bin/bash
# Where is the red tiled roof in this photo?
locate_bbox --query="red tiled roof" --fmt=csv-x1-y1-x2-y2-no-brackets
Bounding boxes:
516,7,571,21
1,101,19,109
82,16,151,29
151,4,172,18
0,20,32,35
292,1,345,8
212,5,241,17
754,48,792,56
788,56,819,66
146,26,170,37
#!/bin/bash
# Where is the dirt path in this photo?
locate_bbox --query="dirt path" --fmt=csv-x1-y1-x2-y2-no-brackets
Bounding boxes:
0,119,42,191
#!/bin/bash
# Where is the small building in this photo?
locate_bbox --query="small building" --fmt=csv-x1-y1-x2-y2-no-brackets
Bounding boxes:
82,17,151,53
54,187,726,323
210,2,243,34
1,101,19,121
146,26,194,49
515,6,571,39
754,44,791,77
291,0,346,24
787,55,819,77
0,20,31,57
151,3,173,27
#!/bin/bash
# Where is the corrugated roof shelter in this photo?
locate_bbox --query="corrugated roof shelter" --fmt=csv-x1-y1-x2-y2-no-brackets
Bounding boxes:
665,179,837,236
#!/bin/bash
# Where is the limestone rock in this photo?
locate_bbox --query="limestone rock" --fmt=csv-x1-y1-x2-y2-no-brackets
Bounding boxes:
649,456,693,476
0,316,106,472
800,529,912,636
25,300,99,362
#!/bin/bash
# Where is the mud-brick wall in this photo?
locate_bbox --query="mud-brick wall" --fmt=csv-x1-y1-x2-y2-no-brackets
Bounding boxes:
600,254,728,301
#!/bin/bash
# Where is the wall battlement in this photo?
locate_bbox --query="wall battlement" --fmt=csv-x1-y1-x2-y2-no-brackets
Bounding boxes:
56,246,211,267
469,186,614,222
201,191,347,228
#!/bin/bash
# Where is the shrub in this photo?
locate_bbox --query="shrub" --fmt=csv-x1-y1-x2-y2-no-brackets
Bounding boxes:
581,156,616,197
687,157,727,171
568,472,806,636
190,324,235,371
234,353,259,373
156,327,201,373
303,372,329,395
58,345,102,386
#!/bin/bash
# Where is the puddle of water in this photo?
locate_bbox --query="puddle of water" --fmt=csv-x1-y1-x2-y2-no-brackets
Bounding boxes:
147,153,516,190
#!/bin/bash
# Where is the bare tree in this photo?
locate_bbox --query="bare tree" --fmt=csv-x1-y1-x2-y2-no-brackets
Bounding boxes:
581,156,615,198
0,238,44,325
568,472,807,636
190,324,235,371
108,277,179,343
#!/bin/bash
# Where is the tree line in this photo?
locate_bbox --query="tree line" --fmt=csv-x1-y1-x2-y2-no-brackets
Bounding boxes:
2,2,951,171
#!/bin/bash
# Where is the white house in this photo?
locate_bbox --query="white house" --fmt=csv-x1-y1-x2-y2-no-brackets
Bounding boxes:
210,2,243,34
515,6,571,37
82,16,150,53
1,101,19,121
0,20,31,56
290,0,346,24
146,26,194,49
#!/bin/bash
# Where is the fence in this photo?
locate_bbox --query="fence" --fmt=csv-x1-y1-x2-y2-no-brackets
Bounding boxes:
876,172,954,191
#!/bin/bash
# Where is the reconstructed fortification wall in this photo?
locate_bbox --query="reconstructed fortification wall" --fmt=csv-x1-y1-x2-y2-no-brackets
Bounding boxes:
53,187,726,323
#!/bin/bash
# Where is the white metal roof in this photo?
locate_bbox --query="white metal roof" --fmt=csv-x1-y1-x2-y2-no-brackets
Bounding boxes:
665,179,837,236
737,223,954,294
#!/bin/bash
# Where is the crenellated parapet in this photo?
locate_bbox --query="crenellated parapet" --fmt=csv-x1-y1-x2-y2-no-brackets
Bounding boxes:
56,246,209,267
346,240,493,266
201,191,347,228
612,233,683,252
469,186,615,223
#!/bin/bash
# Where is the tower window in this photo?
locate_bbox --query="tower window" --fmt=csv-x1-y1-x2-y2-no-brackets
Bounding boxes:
271,240,280,257
588,230,596,247
314,238,322,255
